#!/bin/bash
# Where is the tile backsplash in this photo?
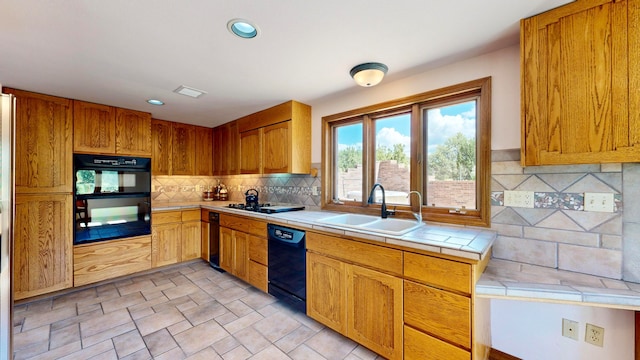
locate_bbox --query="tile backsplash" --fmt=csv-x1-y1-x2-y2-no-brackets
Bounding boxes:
490,149,640,282
152,163,322,209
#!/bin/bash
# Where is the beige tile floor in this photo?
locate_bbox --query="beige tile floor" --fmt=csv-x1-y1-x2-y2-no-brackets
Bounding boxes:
13,261,383,360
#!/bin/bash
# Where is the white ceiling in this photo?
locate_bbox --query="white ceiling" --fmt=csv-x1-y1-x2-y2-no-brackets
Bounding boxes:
0,0,572,128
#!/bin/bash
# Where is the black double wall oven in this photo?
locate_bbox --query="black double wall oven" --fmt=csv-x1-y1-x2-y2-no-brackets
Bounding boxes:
73,154,152,245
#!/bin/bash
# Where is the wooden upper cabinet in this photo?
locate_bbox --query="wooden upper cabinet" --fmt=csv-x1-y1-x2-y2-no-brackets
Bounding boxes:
4,88,73,193
115,108,152,156
194,126,213,176
239,129,261,174
262,121,290,174
236,100,311,174
73,100,116,154
74,100,152,156
213,121,239,176
151,119,172,175
521,0,640,165
171,122,195,175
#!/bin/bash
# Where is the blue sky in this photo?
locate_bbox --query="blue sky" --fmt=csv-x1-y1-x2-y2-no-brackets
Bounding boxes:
337,100,476,155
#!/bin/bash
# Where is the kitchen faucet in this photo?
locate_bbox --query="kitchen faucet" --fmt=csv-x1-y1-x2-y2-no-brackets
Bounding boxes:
367,183,395,218
406,191,423,223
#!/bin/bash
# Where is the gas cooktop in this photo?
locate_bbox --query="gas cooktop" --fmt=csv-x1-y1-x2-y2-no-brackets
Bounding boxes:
227,203,305,214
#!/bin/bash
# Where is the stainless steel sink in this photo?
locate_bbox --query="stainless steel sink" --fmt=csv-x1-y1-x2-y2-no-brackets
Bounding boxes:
316,214,422,236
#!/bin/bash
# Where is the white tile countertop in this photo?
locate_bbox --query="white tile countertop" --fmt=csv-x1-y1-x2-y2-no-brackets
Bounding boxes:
153,201,640,310
477,258,640,310
152,201,496,261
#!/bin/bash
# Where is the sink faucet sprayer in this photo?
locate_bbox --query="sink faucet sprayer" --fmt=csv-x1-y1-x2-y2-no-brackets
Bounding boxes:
406,191,423,223
367,183,395,219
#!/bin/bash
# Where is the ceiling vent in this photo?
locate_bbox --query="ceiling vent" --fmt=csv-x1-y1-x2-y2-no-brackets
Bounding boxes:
173,85,207,98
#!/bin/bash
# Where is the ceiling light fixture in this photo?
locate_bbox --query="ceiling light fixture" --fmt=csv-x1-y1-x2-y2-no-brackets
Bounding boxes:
350,62,388,87
227,18,258,39
146,99,164,106
173,85,207,98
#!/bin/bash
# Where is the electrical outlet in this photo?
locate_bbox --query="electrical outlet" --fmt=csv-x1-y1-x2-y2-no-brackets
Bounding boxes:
562,318,579,341
584,192,614,212
585,323,604,347
503,190,535,208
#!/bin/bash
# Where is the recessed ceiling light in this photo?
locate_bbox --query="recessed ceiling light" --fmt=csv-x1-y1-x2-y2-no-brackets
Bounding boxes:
147,99,164,106
227,18,258,39
173,85,207,98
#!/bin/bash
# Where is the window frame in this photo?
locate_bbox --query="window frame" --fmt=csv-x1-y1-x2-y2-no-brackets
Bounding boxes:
321,77,491,227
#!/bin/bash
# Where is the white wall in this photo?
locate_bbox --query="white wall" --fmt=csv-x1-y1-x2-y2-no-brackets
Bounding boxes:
308,44,522,163
491,299,635,360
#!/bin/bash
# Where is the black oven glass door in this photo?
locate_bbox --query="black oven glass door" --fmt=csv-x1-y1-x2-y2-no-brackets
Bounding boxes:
74,154,151,245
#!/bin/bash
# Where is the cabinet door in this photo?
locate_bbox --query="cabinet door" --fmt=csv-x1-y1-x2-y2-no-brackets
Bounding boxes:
306,252,347,334
151,223,181,267
226,121,239,175
239,129,261,174
171,122,195,175
14,194,73,300
116,108,152,156
347,264,403,360
262,121,291,173
201,221,209,261
212,125,225,176
151,119,172,175
233,231,248,280
220,227,234,273
73,100,116,154
7,89,73,193
521,0,640,165
194,126,213,176
181,221,201,261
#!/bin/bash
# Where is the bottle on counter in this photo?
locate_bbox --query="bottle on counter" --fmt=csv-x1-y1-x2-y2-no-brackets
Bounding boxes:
219,183,228,201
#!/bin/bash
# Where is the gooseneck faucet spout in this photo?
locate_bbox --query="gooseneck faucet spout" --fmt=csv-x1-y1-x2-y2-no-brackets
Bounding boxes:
406,191,423,223
368,183,392,219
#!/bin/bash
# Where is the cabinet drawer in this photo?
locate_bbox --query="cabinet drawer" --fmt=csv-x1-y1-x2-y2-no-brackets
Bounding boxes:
181,209,201,222
220,214,267,236
404,325,470,360
248,235,267,265
248,260,268,292
74,236,152,287
152,211,182,225
307,232,402,276
404,251,471,294
404,280,471,349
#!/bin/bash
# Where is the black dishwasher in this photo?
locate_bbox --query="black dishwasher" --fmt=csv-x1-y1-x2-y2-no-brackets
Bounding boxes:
267,224,306,313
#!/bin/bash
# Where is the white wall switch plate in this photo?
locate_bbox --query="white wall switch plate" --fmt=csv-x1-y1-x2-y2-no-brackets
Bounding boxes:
584,192,614,212
503,190,535,208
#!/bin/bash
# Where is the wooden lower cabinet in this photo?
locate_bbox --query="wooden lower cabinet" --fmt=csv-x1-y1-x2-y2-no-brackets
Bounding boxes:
181,220,201,261
307,231,488,360
201,221,209,261
14,194,73,300
151,209,201,267
220,214,267,287
74,236,152,287
306,252,347,333
347,265,403,359
306,232,403,360
220,227,248,280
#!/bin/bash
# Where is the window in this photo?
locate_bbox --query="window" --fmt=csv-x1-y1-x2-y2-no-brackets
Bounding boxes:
322,77,491,227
